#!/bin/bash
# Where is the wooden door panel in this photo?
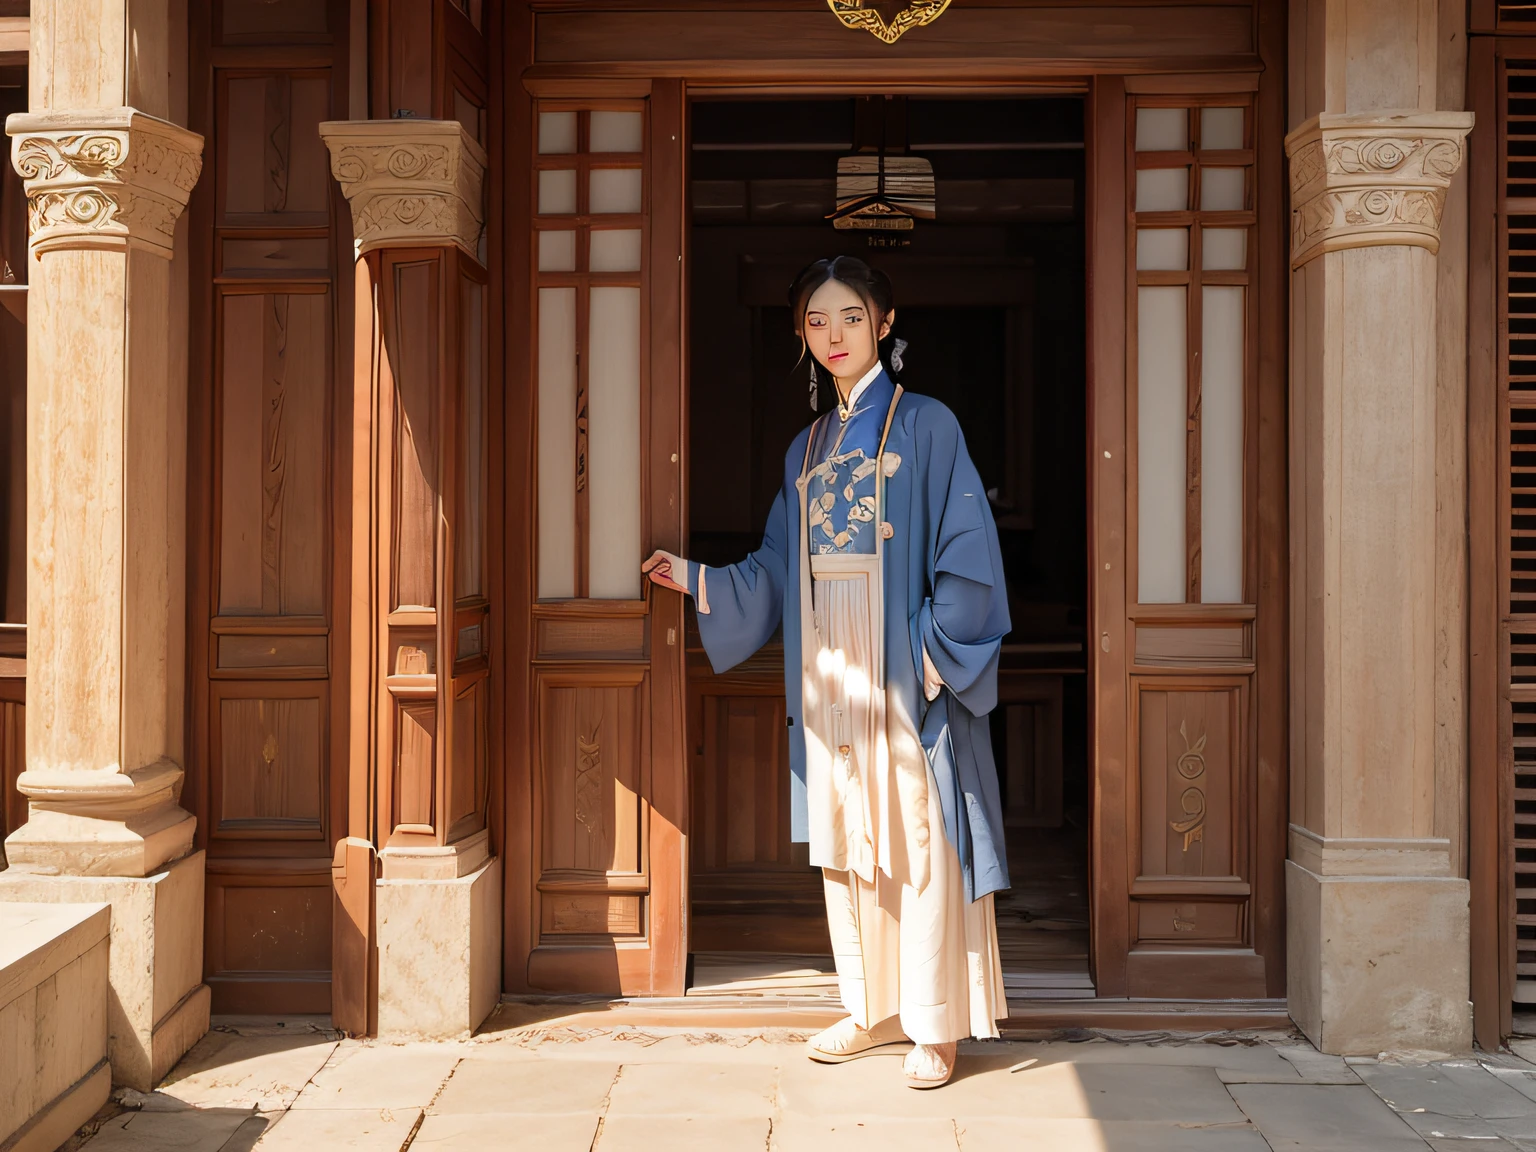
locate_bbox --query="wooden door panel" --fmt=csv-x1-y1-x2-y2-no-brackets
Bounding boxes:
687,647,826,954
1134,682,1242,881
1092,58,1286,1000
214,691,326,837
514,83,687,996
190,0,351,1014
537,670,646,880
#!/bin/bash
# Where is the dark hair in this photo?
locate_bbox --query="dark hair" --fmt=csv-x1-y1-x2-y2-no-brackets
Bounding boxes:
788,256,901,394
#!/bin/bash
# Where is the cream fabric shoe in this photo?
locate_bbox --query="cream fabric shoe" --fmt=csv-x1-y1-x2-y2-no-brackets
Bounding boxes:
805,1015,909,1064
902,1041,958,1088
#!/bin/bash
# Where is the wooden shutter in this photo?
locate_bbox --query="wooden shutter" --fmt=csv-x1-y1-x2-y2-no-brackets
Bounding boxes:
1479,48,1536,1031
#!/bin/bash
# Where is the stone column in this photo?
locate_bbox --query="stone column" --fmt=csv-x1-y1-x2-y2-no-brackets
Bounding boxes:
0,107,210,1090
0,0,207,1092
321,119,500,1040
1286,0,1474,1053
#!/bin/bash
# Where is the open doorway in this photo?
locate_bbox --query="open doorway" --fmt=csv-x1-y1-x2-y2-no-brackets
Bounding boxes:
683,95,1090,1006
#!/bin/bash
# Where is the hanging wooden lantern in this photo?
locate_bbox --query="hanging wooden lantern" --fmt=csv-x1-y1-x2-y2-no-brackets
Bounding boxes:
828,153,936,231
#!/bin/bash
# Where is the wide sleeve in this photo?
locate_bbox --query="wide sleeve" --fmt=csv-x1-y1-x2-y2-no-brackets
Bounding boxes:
914,410,1011,718
692,477,793,675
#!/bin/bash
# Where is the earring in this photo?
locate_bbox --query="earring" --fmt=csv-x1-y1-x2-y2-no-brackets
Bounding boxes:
808,360,819,412
891,338,908,376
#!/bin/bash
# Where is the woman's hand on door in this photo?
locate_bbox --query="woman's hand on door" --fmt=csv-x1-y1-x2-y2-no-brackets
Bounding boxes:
642,549,690,596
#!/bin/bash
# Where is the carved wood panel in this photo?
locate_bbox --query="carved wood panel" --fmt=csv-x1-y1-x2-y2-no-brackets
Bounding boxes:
394,701,437,833
385,259,441,611
218,291,329,618
1129,676,1256,974
204,868,332,1014
1135,682,1241,880
214,691,325,837
220,71,331,225
371,246,491,855
538,669,645,881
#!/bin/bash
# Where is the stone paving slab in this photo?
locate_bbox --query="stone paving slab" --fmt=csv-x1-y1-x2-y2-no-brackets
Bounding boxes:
1228,1083,1431,1150
428,1057,618,1115
1275,1046,1362,1084
409,1112,599,1150
253,1106,422,1150
81,1017,1536,1152
955,1117,1271,1150
605,1061,778,1117
289,1044,464,1111
157,1031,339,1113
594,1114,772,1150
773,1116,961,1150
1356,1060,1536,1120
80,1108,257,1152
778,1051,1248,1121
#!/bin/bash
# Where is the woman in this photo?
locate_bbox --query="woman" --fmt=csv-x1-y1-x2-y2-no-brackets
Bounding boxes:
642,256,1009,1088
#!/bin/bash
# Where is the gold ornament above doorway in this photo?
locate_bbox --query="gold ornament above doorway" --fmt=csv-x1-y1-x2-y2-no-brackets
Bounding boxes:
827,0,952,44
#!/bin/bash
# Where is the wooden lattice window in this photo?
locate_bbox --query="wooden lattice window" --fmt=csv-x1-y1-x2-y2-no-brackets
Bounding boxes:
533,103,648,600
1128,97,1256,606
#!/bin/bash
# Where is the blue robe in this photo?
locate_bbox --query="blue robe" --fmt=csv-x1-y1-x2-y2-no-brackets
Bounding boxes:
688,370,1011,903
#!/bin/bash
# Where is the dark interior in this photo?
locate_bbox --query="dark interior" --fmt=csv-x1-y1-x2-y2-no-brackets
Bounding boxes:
684,95,1092,1000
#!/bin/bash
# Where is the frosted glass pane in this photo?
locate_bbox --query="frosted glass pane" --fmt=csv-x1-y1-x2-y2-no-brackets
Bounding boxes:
1136,167,1188,212
1137,228,1188,271
1201,106,1244,150
538,168,577,215
1136,107,1187,151
538,111,576,154
1137,286,1187,604
591,167,643,214
1202,227,1248,270
538,230,576,272
1201,168,1245,211
537,288,577,598
1201,286,1244,603
588,287,642,598
590,229,642,272
590,110,643,153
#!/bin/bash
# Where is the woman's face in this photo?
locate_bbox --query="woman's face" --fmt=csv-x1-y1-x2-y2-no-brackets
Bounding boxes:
802,278,893,384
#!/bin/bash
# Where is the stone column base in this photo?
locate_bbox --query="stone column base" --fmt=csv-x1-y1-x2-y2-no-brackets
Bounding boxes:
0,850,209,1090
1287,834,1471,1054
376,857,501,1040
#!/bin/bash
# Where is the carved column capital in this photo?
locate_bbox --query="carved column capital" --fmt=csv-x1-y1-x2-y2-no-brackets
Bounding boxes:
6,108,204,259
1285,111,1474,268
319,119,486,258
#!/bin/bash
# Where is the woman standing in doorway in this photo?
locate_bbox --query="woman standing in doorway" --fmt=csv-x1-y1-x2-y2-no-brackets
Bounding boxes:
642,256,1010,1089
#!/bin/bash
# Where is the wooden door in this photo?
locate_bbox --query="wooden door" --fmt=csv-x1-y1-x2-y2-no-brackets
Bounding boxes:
1087,65,1287,999
507,81,689,995
188,0,353,1014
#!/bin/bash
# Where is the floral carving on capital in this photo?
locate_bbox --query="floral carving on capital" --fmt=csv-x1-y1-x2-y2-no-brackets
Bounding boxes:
1285,113,1473,268
319,120,486,258
7,110,204,259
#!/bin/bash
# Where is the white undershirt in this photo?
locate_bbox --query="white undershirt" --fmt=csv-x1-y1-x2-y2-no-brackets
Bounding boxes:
837,360,886,420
